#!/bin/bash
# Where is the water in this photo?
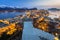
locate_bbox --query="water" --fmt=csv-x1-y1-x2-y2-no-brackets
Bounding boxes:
0,12,25,19
0,11,60,19
22,21,54,40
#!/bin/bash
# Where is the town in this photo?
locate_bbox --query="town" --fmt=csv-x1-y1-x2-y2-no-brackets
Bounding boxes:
0,9,60,40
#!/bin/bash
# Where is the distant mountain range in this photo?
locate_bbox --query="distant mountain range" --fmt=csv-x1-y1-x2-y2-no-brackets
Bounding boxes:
48,8,60,11
0,7,37,10
0,7,37,12
0,6,60,12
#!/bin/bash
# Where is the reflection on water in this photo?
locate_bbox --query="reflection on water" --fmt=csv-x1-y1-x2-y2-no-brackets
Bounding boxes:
0,12,25,19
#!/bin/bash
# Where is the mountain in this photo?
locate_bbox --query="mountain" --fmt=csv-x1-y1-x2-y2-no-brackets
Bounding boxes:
0,7,14,10
48,8,60,11
0,7,37,10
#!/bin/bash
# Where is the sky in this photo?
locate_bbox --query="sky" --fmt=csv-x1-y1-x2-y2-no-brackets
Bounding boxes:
0,0,60,8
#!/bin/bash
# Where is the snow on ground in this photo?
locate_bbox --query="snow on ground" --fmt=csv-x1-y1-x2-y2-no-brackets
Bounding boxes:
48,11,60,19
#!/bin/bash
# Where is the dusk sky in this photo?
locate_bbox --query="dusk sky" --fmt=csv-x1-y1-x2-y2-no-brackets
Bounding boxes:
0,0,60,8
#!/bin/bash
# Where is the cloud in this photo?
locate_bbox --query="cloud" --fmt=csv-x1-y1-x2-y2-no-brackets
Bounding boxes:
27,0,60,8
42,0,60,6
